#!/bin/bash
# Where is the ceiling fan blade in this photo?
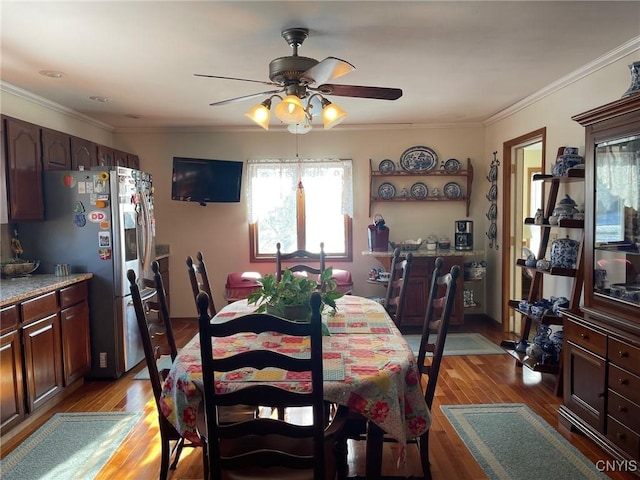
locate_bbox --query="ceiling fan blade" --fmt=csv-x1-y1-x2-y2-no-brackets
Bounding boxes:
301,57,355,86
315,84,403,100
209,89,283,107
195,73,279,87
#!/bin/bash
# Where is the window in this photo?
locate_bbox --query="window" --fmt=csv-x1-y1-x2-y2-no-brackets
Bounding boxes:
247,158,353,261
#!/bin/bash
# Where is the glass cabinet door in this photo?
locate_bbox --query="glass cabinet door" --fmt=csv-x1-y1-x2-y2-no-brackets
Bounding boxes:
593,134,640,306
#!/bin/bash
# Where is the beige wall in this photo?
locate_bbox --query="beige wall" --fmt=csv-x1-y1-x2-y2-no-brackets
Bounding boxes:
113,127,485,316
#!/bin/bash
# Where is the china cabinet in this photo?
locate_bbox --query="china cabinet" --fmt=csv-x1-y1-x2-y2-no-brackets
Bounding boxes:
502,159,585,396
558,95,640,465
368,158,474,217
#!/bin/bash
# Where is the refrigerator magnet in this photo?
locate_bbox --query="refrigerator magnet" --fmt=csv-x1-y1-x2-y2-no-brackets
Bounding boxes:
77,181,86,194
99,248,112,260
62,174,76,188
100,221,110,230
98,231,111,248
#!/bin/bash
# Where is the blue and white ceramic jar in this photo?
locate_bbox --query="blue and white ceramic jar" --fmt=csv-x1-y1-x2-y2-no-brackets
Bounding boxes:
551,236,580,268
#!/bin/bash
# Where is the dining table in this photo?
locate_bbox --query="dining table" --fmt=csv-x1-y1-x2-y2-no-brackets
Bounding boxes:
159,294,431,471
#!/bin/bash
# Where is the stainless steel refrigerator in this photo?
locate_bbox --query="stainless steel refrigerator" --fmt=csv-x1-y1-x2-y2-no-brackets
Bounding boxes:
19,166,156,378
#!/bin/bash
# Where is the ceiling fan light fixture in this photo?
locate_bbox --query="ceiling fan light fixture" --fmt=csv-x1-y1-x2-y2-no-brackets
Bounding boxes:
320,98,347,129
245,98,273,130
274,94,306,124
287,119,312,135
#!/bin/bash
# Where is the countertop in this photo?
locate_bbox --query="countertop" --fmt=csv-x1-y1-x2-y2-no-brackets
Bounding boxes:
362,249,484,257
0,273,94,307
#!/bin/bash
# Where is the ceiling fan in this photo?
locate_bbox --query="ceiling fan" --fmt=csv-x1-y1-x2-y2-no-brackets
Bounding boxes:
195,27,403,131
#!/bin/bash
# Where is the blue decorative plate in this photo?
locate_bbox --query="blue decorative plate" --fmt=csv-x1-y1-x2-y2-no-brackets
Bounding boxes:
444,158,461,173
378,159,395,173
378,182,396,199
443,181,462,199
410,182,428,199
399,146,438,172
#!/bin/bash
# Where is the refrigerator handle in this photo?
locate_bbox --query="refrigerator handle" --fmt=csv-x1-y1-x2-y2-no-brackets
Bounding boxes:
139,190,153,272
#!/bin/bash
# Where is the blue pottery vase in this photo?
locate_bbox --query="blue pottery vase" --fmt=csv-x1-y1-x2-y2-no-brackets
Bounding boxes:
551,236,580,269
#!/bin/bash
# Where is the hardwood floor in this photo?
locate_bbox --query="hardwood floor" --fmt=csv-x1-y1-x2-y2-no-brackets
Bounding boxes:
1,317,636,479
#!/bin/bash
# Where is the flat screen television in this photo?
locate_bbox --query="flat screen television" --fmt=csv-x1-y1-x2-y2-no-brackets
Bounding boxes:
171,157,243,205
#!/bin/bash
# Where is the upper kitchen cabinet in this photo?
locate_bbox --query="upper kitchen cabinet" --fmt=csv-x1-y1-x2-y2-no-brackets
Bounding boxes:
70,136,98,170
114,149,128,167
97,144,114,167
41,128,71,170
127,154,140,170
2,116,43,221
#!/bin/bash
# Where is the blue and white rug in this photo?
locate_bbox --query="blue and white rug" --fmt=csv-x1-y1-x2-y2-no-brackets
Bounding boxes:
441,404,608,480
0,412,141,480
403,332,506,356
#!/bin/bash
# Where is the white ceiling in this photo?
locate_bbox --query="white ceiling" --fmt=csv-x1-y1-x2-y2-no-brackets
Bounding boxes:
1,1,639,131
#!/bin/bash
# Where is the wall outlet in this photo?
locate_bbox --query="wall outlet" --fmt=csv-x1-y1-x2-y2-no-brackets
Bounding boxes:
99,352,107,368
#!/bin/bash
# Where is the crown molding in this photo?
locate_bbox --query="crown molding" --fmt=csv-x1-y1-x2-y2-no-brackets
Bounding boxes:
484,35,640,126
0,81,114,131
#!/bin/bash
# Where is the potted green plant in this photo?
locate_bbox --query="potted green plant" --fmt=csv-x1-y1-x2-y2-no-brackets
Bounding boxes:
247,267,343,321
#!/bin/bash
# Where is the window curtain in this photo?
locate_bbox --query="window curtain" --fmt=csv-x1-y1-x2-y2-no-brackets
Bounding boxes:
246,158,353,223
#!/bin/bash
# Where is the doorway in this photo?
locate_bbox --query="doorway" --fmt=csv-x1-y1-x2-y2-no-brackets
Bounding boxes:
501,128,546,333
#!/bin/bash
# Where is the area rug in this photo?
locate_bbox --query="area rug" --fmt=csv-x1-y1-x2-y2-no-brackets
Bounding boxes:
441,404,607,480
0,412,141,480
132,355,173,380
403,332,506,356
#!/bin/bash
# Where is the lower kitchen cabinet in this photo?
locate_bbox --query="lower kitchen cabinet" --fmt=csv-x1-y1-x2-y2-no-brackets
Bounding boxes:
60,282,91,385
22,313,63,412
0,316,24,431
0,278,91,434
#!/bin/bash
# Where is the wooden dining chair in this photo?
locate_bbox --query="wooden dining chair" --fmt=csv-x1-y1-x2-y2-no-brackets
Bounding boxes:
276,241,326,282
128,264,201,480
383,248,414,324
186,251,217,318
340,259,459,480
197,290,347,480
414,258,461,478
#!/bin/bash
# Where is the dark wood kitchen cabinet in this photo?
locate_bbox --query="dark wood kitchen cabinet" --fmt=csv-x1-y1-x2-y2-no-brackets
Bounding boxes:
70,136,98,170
21,291,63,412
114,149,128,167
0,305,24,432
59,282,91,385
0,278,91,436
41,127,71,170
127,153,140,170
3,116,43,221
97,144,114,167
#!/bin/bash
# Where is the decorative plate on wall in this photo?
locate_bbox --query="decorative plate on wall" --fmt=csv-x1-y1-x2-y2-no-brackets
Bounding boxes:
378,159,395,173
443,181,462,199
410,182,428,199
444,158,461,173
399,146,438,172
378,182,396,199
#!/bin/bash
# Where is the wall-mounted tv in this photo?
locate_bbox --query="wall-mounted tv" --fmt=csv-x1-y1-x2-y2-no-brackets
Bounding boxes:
171,157,243,205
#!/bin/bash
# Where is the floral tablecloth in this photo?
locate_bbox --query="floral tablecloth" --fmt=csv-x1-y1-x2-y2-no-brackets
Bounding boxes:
159,295,430,455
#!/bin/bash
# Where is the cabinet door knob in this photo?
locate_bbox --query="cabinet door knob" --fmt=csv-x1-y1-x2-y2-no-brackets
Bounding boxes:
618,350,629,358
580,333,588,339
618,378,629,385
616,433,626,440
617,405,627,412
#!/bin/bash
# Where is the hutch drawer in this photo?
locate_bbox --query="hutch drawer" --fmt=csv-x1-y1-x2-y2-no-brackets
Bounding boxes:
608,337,640,377
564,318,606,357
609,364,640,406
607,416,640,459
608,390,640,434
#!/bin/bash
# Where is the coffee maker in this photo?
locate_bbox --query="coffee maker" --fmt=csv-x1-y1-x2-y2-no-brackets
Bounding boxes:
455,220,473,250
